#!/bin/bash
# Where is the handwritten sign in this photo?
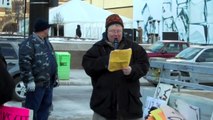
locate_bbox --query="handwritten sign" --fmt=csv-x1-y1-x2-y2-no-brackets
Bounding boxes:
0,105,33,120
175,99,199,120
154,83,173,103
150,108,166,120
0,0,11,8
160,105,185,120
143,96,167,120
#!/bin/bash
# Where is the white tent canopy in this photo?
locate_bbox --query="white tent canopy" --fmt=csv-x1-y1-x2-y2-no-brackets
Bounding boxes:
49,0,132,39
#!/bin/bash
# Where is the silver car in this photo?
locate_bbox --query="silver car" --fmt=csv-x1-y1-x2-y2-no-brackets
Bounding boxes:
167,45,213,84
145,45,213,85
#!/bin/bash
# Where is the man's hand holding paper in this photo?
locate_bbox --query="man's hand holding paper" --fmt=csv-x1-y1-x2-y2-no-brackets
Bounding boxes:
122,66,132,75
108,48,132,72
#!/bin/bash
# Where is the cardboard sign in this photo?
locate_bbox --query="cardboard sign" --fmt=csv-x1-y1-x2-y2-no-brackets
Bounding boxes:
160,105,185,120
154,83,173,103
143,96,167,120
150,108,166,120
146,105,185,120
0,105,33,120
175,99,199,120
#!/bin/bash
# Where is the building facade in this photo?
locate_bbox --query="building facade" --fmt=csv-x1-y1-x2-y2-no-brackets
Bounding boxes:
0,0,132,33
83,0,133,19
0,0,69,33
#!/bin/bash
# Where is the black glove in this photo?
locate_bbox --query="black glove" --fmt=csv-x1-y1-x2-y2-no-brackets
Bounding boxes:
53,80,59,87
53,75,59,87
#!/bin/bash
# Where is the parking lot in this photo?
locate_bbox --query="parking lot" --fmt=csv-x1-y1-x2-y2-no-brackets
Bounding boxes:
2,38,213,120
6,69,153,120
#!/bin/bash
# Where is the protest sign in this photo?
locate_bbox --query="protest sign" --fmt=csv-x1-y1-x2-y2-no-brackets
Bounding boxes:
143,96,167,120
154,83,173,104
0,105,33,120
160,105,185,120
175,99,199,120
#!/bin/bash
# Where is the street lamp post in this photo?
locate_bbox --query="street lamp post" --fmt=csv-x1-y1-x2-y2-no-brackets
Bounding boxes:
29,0,49,35
28,0,58,35
23,0,26,39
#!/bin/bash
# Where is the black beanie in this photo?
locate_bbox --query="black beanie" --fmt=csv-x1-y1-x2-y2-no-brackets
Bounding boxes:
34,19,50,32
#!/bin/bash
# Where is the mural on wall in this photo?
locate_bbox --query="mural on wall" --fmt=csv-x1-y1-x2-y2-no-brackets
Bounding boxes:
189,0,213,44
162,0,189,41
133,0,213,44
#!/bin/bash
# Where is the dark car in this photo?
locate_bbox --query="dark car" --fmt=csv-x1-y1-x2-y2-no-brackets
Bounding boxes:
146,40,189,58
0,37,26,101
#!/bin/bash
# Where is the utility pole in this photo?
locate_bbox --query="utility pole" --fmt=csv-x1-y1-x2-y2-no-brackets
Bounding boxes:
29,0,58,35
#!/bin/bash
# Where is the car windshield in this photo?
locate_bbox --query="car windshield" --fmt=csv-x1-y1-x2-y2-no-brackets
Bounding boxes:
148,42,164,52
175,47,203,60
0,43,18,59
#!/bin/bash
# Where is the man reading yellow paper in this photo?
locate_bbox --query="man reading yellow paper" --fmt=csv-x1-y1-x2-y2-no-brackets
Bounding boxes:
82,14,150,120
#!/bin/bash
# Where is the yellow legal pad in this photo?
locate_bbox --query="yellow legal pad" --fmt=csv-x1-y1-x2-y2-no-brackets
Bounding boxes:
108,48,132,72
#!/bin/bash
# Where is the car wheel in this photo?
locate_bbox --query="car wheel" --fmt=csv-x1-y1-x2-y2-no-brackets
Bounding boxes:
13,76,26,101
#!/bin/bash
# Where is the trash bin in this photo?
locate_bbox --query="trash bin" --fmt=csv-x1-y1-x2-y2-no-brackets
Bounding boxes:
55,52,71,80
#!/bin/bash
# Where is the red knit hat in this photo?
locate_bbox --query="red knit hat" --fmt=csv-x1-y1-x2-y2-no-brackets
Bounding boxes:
105,14,124,29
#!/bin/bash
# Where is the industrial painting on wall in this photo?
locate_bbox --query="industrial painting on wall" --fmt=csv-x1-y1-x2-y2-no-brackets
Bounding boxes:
133,0,213,44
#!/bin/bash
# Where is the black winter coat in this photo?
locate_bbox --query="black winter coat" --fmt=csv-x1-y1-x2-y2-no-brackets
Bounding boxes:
0,50,15,105
82,38,150,119
76,27,82,38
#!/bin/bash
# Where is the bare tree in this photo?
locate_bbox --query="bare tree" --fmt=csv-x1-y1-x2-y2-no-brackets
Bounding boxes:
13,0,25,34
53,12,64,36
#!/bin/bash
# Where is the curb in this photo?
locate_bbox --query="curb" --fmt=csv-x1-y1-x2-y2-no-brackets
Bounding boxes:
58,78,152,86
58,79,91,86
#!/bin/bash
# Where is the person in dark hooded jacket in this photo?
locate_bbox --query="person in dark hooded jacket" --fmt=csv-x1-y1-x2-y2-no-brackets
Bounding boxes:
0,47,15,105
82,14,150,120
76,24,82,38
